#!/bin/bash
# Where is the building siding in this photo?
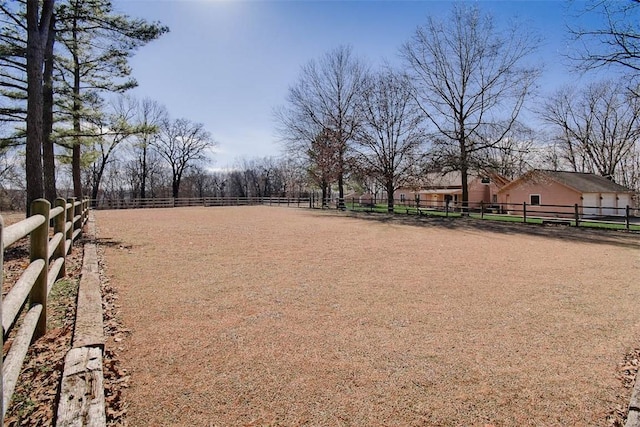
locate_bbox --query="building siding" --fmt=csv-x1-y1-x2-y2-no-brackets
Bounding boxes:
397,176,505,210
498,174,633,217
498,181,581,217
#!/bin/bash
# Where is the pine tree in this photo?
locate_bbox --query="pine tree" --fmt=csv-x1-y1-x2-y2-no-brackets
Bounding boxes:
55,0,168,198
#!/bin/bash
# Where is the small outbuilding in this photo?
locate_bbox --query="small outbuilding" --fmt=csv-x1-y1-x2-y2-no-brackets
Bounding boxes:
497,169,635,217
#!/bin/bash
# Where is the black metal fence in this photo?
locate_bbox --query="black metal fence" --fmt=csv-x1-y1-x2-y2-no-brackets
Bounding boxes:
345,197,640,230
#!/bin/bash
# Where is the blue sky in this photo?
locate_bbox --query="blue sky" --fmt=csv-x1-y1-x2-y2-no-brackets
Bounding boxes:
111,0,600,169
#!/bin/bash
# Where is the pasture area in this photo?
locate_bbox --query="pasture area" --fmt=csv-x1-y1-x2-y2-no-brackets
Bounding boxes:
95,206,640,426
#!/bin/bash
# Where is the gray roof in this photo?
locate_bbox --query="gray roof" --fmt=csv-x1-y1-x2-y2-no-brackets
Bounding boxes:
539,170,633,193
423,171,462,188
415,171,510,189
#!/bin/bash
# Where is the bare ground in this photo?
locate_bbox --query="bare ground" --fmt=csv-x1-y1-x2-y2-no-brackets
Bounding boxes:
95,206,640,426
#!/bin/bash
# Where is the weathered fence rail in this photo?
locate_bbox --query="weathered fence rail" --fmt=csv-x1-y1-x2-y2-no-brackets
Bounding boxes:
1,197,89,424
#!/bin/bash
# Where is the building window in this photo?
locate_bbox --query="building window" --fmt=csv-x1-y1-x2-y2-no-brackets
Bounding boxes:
400,193,406,202
492,194,498,204
481,176,491,184
530,194,541,206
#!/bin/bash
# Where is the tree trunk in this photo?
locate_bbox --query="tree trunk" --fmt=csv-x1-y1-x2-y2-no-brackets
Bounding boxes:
337,173,345,210
461,164,469,214
71,13,83,199
459,130,469,214
140,142,147,198
91,161,107,201
386,181,394,213
25,0,53,215
172,169,181,198
172,180,179,198
321,180,328,208
42,13,57,203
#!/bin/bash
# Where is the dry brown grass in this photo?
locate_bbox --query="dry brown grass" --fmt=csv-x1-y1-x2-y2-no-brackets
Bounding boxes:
95,206,640,426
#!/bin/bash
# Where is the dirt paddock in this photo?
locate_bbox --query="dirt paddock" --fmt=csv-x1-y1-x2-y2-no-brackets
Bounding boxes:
95,206,640,426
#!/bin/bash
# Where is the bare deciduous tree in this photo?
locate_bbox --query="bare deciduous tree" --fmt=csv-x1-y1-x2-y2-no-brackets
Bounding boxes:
540,80,640,182
153,117,216,198
276,45,367,208
617,146,640,191
128,98,166,198
353,70,426,212
308,128,341,207
401,4,540,210
277,156,308,198
569,1,640,81
476,122,540,180
87,95,153,201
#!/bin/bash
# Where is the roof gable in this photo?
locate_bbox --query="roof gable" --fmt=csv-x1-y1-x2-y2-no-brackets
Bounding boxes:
499,170,633,194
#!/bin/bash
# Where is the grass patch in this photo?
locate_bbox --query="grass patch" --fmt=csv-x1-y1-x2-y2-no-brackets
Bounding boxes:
472,213,543,224
579,221,640,231
348,204,462,217
475,213,640,230
9,392,37,421
47,277,79,329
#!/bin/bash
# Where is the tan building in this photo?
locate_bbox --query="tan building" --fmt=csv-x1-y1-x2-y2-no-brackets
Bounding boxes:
397,171,510,209
497,170,635,217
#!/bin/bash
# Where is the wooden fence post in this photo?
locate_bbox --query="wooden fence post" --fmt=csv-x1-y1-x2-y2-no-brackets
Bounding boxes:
480,201,484,219
74,199,82,238
79,199,84,225
66,198,75,244
83,199,88,225
523,202,527,223
30,199,50,339
54,198,67,279
575,204,580,227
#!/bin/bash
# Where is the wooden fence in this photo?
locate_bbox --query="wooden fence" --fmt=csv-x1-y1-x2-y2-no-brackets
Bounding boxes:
90,196,313,209
1,197,89,425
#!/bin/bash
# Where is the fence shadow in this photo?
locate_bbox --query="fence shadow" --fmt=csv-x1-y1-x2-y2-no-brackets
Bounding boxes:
339,211,640,250
95,237,130,250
